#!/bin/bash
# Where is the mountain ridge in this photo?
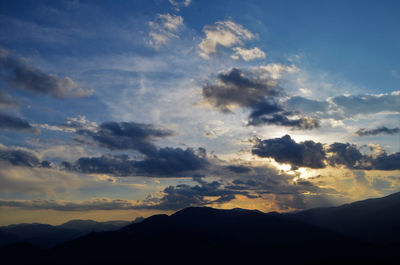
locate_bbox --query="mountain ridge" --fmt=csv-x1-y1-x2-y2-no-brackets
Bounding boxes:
1,191,400,264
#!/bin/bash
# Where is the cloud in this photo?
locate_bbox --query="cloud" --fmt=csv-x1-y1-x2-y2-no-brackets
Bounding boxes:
0,49,92,98
77,121,175,155
64,120,210,177
202,67,319,130
0,91,19,108
0,162,82,195
225,165,252,174
168,0,191,8
0,197,139,211
0,112,38,132
247,111,320,130
0,148,50,168
40,115,98,133
149,13,184,48
355,126,400,136
136,177,254,210
288,91,400,120
63,147,208,177
202,68,281,112
252,135,326,169
231,47,266,61
328,143,400,170
327,143,363,169
251,135,400,171
198,20,255,59
331,91,400,117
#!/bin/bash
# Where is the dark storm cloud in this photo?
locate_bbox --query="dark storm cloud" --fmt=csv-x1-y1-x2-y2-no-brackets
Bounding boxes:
63,147,208,177
202,68,282,112
355,126,400,136
0,113,36,132
0,149,50,168
202,68,320,130
252,135,326,169
78,121,175,155
0,49,91,98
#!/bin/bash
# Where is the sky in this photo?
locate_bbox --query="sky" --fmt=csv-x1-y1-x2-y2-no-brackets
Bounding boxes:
0,0,399,225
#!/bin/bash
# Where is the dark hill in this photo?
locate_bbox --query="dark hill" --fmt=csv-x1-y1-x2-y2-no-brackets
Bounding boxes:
288,191,400,244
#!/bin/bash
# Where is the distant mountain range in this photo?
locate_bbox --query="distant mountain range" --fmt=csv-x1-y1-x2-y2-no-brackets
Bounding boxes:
1,192,400,265
0,217,143,248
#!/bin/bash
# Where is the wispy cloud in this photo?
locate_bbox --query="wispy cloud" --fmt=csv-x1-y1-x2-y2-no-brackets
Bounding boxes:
198,20,262,59
149,13,184,49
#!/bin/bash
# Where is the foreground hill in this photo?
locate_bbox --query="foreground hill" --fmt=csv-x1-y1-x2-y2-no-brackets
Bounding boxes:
2,192,400,264
288,191,400,244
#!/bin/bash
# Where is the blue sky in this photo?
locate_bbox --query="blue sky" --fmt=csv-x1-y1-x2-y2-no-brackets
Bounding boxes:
0,0,399,225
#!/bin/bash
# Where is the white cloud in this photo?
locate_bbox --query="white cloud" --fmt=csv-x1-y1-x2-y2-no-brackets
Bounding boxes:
39,115,98,133
231,47,266,61
149,13,184,49
169,0,191,10
255,63,299,79
198,20,255,59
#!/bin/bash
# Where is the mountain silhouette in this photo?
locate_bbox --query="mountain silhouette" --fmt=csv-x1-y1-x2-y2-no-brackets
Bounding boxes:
1,192,400,264
288,191,400,244
0,219,132,248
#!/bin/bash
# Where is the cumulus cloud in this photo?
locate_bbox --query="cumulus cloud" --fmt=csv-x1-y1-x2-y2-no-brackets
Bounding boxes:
198,20,256,59
252,135,326,169
63,147,208,178
0,112,38,133
77,121,175,155
252,135,400,171
136,177,255,210
58,120,210,177
231,47,266,61
202,67,319,130
202,68,281,112
355,126,400,136
0,49,93,98
327,143,400,170
149,13,184,48
0,148,50,168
